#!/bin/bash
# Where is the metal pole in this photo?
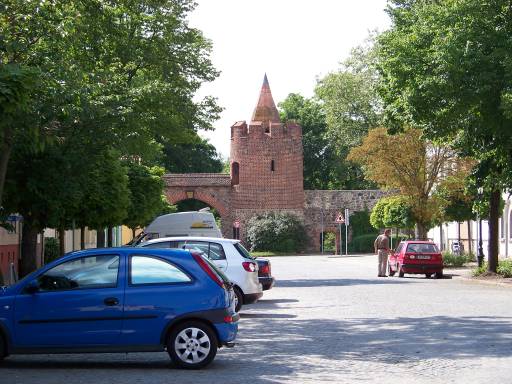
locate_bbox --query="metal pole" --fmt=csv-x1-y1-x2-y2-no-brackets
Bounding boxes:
478,215,484,267
345,223,348,256
321,208,324,255
339,223,342,256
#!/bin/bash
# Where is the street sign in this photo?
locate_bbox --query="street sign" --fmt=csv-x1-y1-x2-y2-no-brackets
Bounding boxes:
233,220,240,229
344,208,350,226
335,213,344,224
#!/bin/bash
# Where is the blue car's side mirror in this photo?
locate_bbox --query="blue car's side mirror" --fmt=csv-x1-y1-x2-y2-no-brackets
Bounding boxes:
24,280,40,294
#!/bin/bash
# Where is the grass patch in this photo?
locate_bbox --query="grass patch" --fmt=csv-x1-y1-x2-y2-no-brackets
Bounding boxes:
251,251,294,257
442,252,474,268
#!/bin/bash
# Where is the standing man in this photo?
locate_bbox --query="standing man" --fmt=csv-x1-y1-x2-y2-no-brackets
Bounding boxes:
374,229,392,277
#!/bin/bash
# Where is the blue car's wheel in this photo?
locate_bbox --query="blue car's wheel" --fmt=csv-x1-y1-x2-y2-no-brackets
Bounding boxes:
168,321,218,369
0,334,5,361
233,286,243,313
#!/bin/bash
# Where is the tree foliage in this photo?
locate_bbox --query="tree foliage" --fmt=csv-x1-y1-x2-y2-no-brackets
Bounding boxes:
279,93,374,189
370,195,414,230
316,36,382,149
349,127,466,238
1,0,220,275
162,137,223,174
377,0,512,271
279,94,343,189
124,163,167,230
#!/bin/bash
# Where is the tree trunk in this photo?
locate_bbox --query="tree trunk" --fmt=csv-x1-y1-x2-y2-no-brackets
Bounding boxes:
0,125,13,207
58,227,66,256
488,189,500,273
132,227,136,240
19,220,39,278
80,226,85,250
415,222,428,240
96,228,105,248
107,226,113,247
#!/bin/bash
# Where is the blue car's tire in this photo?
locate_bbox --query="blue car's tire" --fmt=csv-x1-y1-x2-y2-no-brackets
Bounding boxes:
168,321,218,369
0,334,5,361
234,286,243,313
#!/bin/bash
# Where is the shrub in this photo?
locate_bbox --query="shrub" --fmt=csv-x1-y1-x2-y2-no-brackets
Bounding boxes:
473,260,512,278
348,233,408,254
246,212,307,253
442,252,470,267
44,237,61,264
349,234,377,253
473,262,488,277
497,260,512,278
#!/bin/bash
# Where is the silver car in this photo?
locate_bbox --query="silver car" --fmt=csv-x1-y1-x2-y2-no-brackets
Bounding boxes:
140,237,263,312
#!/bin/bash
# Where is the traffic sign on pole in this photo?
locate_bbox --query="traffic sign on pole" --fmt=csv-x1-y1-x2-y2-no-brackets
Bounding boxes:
335,212,344,224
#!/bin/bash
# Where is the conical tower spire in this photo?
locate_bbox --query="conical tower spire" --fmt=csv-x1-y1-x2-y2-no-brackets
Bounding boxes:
251,74,281,124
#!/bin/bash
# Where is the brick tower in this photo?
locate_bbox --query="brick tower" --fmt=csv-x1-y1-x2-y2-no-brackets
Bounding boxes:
229,74,304,237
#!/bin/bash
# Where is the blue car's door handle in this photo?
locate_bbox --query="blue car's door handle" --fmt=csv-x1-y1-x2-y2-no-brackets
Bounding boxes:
104,297,119,306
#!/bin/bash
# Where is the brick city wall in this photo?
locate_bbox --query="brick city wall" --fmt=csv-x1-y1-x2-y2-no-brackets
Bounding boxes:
304,189,388,251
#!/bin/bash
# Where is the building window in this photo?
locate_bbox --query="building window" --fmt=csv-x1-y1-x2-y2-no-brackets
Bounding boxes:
233,226,240,240
270,159,275,172
231,162,239,185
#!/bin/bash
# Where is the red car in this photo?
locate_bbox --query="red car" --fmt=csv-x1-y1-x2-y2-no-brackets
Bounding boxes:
388,240,443,278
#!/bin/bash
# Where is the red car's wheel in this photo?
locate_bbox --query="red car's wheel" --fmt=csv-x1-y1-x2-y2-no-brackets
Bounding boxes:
398,264,405,278
388,263,395,277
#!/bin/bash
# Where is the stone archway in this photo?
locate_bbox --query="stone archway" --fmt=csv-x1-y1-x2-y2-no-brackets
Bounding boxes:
165,190,230,218
163,174,233,237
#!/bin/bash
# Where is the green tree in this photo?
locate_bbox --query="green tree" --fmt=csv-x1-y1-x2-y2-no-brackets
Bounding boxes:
279,93,371,189
316,36,382,148
279,93,341,189
124,163,166,236
371,195,414,231
349,127,463,238
377,0,512,271
162,137,223,173
1,0,221,273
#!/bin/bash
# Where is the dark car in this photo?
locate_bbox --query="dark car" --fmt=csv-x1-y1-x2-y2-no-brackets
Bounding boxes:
0,248,238,369
388,240,444,278
256,258,275,290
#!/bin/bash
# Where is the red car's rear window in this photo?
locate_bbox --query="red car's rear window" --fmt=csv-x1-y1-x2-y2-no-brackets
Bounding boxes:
406,243,439,253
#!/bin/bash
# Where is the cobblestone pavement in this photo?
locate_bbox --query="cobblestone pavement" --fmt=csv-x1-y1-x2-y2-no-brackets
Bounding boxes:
3,255,512,384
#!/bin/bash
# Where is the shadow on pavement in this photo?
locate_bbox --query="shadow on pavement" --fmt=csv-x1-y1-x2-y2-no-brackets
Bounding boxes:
240,313,297,319
4,315,512,383
277,278,414,288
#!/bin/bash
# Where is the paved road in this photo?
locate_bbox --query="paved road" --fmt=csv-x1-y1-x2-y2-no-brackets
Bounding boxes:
3,255,512,383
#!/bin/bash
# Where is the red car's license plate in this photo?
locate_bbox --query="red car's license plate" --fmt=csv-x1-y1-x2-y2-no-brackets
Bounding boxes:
417,255,431,259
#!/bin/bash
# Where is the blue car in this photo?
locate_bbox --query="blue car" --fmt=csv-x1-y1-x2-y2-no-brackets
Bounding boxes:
0,247,238,369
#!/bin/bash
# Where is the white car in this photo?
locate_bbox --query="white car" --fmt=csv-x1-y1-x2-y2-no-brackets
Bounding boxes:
139,237,263,312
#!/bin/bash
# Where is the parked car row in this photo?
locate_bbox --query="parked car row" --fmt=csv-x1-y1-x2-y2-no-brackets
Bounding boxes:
0,232,275,369
0,247,240,369
140,237,275,312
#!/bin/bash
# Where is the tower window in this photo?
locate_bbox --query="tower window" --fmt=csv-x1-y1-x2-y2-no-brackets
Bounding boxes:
270,160,275,172
231,162,239,185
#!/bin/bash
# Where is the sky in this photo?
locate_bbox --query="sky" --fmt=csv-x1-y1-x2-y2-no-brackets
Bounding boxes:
189,0,391,158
